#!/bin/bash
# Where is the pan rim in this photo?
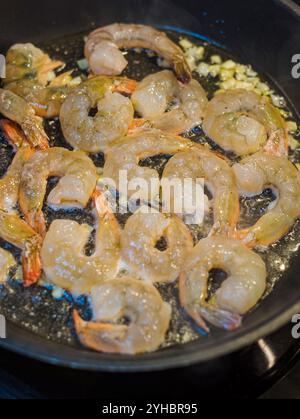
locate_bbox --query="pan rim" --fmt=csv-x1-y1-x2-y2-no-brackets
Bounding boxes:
1,300,300,372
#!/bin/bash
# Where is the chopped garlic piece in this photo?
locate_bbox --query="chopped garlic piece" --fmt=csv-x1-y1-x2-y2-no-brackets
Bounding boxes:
210,54,222,64
246,67,258,77
222,59,236,70
287,121,298,133
220,68,235,81
256,82,270,93
197,62,210,77
179,38,193,50
209,64,221,77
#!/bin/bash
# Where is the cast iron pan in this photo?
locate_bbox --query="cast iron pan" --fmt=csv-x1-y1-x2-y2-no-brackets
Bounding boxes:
0,0,300,371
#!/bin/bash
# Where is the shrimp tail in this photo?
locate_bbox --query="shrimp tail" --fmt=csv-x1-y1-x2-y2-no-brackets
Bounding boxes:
174,59,192,84
0,119,28,149
22,116,49,150
115,78,137,95
73,310,127,353
234,228,256,248
199,306,242,331
22,235,42,287
187,308,210,334
128,118,152,134
26,210,47,238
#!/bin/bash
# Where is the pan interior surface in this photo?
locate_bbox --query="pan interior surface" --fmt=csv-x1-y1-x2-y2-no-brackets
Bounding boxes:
0,25,300,371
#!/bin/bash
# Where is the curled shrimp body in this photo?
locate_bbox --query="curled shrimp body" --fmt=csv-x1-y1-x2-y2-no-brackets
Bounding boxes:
60,76,136,153
19,147,97,237
0,210,42,286
85,23,191,83
4,43,79,118
121,208,193,283
179,236,267,332
162,146,239,234
0,147,32,212
203,89,288,156
0,248,15,284
0,124,33,213
233,152,300,247
132,70,207,134
103,129,193,203
0,89,49,149
73,278,171,354
41,188,121,295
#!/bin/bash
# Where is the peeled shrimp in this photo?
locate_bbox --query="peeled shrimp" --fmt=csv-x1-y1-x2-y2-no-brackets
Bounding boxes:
85,23,191,83
132,70,207,134
0,248,15,284
60,76,136,153
73,278,171,354
103,129,193,203
203,89,288,156
5,43,63,86
0,89,49,149
0,122,33,212
121,207,193,283
19,147,97,237
180,236,267,332
4,43,80,118
162,146,239,234
233,152,300,247
0,210,42,286
41,188,121,295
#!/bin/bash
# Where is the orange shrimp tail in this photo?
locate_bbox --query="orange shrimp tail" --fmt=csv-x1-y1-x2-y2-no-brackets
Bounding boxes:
233,228,256,249
115,78,137,95
93,187,114,218
22,236,42,287
26,210,47,238
128,118,152,134
27,125,50,150
0,119,27,149
73,310,127,353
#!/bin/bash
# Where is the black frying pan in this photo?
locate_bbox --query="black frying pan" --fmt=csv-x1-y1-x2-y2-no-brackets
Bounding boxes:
0,0,300,372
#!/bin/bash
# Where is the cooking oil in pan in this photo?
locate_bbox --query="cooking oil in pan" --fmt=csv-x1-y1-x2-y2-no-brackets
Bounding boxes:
0,29,299,349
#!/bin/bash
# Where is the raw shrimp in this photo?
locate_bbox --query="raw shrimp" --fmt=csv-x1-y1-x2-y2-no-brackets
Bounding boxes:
121,207,193,283
132,70,207,134
0,248,15,284
233,152,300,247
41,187,121,295
0,210,42,286
0,146,32,212
203,89,288,156
19,147,97,237
103,129,193,203
73,278,171,354
5,43,63,85
85,23,191,83
179,236,267,332
4,43,80,118
162,146,239,234
60,76,136,153
0,121,33,212
0,89,49,149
